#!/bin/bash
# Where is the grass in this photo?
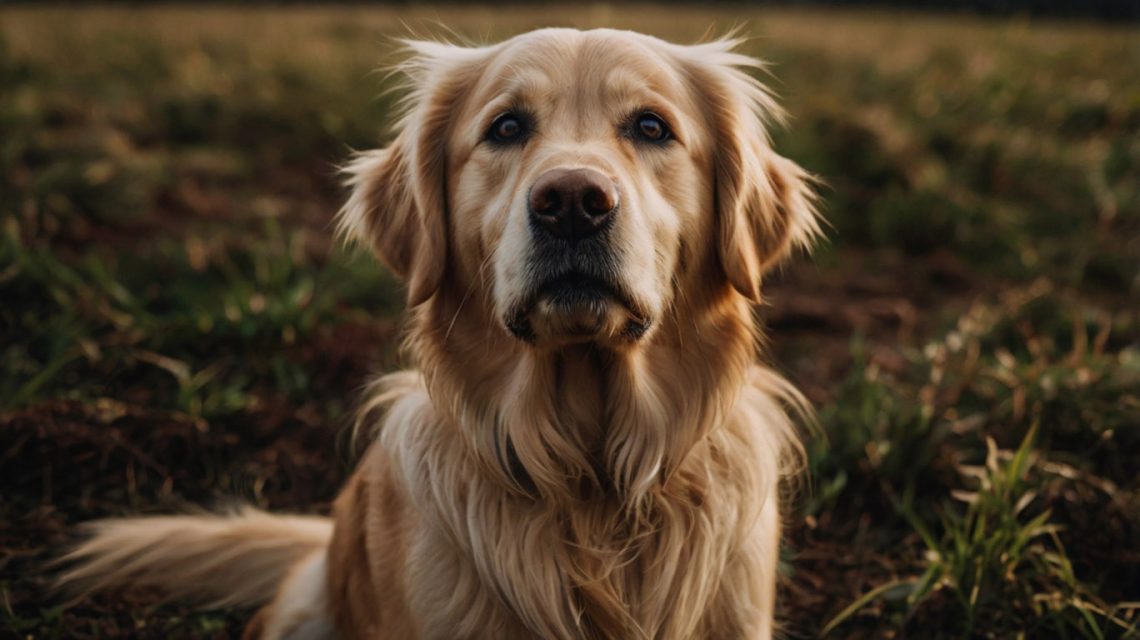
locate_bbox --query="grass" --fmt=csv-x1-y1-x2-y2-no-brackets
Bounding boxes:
1,5,1137,638
797,283,1139,637
824,422,1137,638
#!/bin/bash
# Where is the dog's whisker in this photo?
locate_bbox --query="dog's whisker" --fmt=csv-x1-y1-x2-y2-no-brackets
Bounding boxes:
444,247,497,343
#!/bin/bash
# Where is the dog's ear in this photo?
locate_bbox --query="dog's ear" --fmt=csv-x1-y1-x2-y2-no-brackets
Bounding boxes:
684,41,821,302
339,41,483,307
717,144,820,302
340,140,442,307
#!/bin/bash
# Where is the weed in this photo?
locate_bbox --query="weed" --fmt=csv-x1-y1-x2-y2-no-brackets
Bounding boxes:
824,425,1138,637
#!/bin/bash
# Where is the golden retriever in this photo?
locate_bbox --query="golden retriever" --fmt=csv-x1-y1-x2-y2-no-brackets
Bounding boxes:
60,28,820,639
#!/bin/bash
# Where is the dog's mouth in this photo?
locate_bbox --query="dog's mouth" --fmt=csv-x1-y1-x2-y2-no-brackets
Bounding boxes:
506,272,651,344
537,272,623,309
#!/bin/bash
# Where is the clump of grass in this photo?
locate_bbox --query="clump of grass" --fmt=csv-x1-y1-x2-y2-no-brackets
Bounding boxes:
809,281,1138,635
823,424,1138,638
805,341,948,517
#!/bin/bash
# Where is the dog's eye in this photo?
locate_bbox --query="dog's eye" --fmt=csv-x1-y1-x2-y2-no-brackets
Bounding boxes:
487,113,527,144
632,113,672,144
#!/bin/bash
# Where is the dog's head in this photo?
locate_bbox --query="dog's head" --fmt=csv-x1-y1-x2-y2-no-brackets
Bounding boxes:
341,29,819,350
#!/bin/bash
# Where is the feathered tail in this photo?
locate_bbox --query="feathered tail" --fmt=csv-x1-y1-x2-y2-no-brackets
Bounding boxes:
56,508,332,609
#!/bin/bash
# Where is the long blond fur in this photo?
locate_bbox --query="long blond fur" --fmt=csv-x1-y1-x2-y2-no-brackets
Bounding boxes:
362,304,808,639
57,509,331,609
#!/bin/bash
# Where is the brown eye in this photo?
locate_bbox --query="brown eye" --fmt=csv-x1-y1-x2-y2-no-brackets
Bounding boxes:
488,113,526,144
634,113,671,143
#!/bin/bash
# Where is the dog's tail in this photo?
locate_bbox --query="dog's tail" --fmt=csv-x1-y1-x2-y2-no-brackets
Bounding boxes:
56,507,332,609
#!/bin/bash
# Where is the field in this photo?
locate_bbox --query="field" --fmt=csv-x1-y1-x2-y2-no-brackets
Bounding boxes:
2,5,1138,638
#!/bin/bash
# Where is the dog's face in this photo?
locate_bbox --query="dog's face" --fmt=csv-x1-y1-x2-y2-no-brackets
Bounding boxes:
455,31,710,348
341,29,819,350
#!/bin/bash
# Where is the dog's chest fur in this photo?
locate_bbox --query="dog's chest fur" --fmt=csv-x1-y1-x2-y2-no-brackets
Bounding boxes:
400,458,762,640
372,372,777,640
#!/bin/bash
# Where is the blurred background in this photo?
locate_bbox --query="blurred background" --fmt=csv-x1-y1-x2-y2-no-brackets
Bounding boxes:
1,3,1137,638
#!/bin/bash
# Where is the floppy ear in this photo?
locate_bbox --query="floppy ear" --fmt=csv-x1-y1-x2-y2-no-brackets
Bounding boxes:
717,142,820,302
340,140,442,307
338,41,482,307
686,41,821,302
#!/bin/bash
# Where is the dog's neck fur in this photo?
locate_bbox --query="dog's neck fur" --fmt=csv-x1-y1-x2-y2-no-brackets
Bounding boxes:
410,278,758,507
371,279,792,638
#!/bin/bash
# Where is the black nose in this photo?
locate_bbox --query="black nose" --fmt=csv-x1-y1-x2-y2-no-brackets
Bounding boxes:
528,168,619,240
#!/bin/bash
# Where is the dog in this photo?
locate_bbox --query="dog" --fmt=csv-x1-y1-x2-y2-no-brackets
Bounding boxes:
59,28,820,639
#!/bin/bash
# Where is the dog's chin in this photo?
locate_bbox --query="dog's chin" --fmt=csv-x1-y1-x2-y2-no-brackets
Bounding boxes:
506,275,652,348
